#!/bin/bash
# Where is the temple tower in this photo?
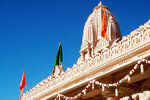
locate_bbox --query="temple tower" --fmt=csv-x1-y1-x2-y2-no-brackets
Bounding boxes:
21,1,150,100
80,1,121,61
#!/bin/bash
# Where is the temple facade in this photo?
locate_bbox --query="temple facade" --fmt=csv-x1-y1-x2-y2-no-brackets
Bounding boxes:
22,1,150,100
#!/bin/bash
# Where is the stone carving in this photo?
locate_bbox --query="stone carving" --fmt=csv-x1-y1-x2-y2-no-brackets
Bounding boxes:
120,91,150,100
80,1,121,61
22,19,150,100
53,65,65,76
21,1,150,100
22,18,150,100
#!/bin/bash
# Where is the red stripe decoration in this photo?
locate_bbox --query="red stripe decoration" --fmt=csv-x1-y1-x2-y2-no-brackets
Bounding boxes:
54,59,149,100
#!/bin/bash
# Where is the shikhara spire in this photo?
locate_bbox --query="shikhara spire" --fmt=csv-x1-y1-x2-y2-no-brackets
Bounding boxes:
80,1,121,61
21,1,150,100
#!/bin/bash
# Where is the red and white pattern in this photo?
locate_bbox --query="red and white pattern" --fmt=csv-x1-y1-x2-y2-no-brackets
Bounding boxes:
55,58,150,100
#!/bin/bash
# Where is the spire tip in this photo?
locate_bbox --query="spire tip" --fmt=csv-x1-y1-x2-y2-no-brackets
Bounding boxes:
98,1,103,6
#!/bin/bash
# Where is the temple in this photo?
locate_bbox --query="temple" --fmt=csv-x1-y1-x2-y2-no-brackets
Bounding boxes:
22,1,150,100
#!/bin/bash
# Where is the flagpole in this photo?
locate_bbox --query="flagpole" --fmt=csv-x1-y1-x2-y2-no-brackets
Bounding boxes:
59,42,61,46
26,85,28,92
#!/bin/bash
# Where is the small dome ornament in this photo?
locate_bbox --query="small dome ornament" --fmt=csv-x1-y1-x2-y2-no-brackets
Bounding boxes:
94,1,109,11
98,1,103,6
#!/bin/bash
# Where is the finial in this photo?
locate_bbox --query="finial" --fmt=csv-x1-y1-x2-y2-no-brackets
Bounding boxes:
59,42,61,46
98,1,103,6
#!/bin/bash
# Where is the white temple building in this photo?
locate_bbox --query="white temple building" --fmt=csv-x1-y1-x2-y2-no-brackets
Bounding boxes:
22,1,150,100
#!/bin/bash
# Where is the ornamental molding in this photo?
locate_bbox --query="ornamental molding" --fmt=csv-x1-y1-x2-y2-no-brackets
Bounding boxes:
22,19,150,100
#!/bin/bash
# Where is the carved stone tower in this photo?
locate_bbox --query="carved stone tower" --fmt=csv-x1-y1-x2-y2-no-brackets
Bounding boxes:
80,1,121,61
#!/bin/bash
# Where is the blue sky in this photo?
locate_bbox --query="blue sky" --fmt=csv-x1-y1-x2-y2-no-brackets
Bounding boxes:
0,0,150,100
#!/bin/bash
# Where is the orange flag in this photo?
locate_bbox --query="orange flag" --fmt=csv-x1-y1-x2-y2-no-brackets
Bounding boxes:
19,70,26,100
101,11,108,38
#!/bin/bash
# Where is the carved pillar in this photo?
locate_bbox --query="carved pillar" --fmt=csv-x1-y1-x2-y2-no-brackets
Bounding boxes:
108,16,112,41
97,8,102,40
108,16,115,42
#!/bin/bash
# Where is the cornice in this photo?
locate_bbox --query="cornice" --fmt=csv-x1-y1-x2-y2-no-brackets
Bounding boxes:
22,20,150,100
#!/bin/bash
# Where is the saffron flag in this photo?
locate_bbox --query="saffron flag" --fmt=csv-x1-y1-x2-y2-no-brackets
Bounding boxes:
101,11,108,38
52,42,63,75
19,70,26,100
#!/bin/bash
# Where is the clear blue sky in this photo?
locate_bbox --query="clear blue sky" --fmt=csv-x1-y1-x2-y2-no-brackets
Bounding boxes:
0,0,149,100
